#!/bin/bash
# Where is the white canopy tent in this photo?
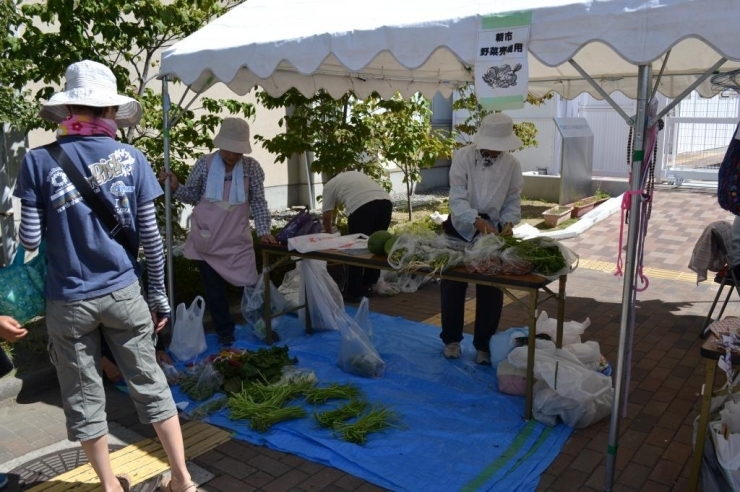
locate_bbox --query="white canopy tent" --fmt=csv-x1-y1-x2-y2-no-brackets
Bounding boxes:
159,1,740,489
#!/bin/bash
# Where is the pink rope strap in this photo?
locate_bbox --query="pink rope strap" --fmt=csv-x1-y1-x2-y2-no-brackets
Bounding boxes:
614,190,642,277
614,190,651,293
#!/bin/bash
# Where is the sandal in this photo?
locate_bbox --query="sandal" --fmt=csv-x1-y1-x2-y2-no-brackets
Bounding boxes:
158,476,202,492
116,474,132,492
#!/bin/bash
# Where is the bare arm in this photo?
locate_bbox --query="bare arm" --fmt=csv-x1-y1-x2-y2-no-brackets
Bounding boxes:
322,210,333,233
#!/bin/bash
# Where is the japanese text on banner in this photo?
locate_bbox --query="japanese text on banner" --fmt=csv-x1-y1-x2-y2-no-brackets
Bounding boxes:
476,12,531,111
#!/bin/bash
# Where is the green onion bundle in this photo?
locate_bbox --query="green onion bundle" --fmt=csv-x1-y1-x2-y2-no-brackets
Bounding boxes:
314,399,369,428
303,383,362,404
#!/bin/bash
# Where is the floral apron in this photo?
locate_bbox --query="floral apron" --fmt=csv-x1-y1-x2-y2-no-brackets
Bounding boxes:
184,155,257,287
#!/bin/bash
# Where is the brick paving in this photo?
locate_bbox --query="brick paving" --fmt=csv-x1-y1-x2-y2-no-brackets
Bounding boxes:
0,185,738,491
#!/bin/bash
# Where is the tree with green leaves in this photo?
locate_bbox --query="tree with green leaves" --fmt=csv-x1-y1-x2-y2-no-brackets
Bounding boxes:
255,89,456,219
451,84,553,150
357,93,456,220
254,89,389,188
1,0,254,236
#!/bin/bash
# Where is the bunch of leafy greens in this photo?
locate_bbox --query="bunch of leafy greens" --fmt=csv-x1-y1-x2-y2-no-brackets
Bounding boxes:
212,346,297,395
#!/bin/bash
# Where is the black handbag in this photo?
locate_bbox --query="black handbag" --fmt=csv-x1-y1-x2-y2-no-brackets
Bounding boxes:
44,142,138,260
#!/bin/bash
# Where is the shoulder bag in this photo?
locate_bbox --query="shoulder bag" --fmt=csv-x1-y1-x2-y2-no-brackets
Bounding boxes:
44,142,138,259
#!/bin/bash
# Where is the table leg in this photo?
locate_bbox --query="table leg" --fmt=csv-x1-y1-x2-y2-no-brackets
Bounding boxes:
262,249,274,345
304,263,312,335
688,358,717,492
555,276,566,348
525,287,539,420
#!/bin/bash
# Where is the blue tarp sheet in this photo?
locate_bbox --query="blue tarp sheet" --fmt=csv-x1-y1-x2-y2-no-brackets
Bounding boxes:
169,309,572,492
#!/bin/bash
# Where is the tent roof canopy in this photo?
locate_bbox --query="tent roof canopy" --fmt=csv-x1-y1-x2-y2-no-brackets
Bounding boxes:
160,0,740,101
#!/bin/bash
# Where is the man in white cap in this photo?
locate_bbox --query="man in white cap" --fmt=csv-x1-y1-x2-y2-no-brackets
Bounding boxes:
160,117,277,347
440,112,524,365
14,60,197,491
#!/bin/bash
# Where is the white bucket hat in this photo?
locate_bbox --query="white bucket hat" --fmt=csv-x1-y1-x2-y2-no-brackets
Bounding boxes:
213,117,252,154
38,60,142,127
474,113,522,152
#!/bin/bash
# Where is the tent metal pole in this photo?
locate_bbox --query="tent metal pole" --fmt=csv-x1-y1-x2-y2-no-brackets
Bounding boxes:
603,64,651,492
162,77,176,323
0,124,14,266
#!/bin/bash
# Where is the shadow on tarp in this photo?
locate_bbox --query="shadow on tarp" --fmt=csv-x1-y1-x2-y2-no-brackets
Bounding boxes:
169,308,573,492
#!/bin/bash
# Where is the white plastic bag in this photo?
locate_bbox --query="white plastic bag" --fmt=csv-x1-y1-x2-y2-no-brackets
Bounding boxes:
489,326,529,369
288,233,368,253
298,259,346,331
337,304,385,378
508,343,613,428
535,310,590,346
710,419,740,492
277,268,302,307
169,296,207,362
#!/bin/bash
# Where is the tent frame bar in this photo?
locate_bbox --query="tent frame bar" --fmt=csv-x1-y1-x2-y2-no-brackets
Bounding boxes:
651,57,728,126
569,59,634,126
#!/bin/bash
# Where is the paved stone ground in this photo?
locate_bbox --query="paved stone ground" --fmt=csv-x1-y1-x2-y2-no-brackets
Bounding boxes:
0,185,737,491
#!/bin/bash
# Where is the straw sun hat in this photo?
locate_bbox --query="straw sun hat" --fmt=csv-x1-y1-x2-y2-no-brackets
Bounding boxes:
38,60,142,127
474,112,522,152
213,117,252,154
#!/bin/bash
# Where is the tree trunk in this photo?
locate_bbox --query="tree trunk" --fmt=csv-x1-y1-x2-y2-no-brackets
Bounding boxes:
406,178,413,221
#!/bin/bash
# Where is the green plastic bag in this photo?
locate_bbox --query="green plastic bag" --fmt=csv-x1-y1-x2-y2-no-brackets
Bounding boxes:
0,242,47,325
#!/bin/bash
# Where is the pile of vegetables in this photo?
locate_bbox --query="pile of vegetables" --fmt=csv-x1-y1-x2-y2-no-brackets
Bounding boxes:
223,378,401,442
174,345,403,443
386,233,466,275
386,232,569,278
180,363,224,401
228,379,314,431
210,345,298,394
504,236,567,277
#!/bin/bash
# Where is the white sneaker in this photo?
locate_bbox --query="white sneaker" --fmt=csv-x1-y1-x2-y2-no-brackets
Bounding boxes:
476,351,491,365
443,342,461,359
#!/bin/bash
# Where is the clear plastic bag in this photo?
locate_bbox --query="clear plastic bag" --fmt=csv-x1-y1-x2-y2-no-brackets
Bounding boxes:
375,270,402,297
354,297,374,340
337,314,385,378
161,361,183,385
499,247,533,275
241,273,291,339
387,233,429,270
336,303,384,378
398,273,428,293
183,393,229,420
465,234,507,275
426,247,465,275
179,362,224,402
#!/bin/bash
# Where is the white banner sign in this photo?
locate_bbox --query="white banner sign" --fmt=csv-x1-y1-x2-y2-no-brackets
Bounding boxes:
475,12,531,111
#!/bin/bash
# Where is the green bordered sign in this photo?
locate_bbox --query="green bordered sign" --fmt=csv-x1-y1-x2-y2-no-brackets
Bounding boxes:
475,11,532,111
